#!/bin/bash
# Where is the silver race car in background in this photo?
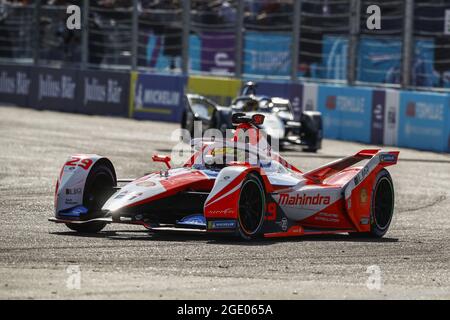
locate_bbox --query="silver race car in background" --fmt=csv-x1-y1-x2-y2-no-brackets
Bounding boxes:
181,82,323,152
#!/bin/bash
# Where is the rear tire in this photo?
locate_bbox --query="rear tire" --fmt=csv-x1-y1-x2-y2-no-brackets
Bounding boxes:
370,169,395,237
350,169,394,238
66,164,116,233
237,173,266,240
302,147,318,153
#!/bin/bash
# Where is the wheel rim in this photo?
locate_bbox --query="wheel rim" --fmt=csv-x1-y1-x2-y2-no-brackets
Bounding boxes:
373,177,394,230
238,179,264,236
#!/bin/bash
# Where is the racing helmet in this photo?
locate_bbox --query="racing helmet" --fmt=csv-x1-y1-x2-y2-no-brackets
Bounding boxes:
242,98,259,112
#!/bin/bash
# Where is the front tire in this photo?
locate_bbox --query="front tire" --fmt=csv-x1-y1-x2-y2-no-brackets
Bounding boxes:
237,173,266,240
66,163,116,233
302,146,318,153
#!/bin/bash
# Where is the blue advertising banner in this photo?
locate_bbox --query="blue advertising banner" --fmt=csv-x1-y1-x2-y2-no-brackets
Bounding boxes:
447,97,450,153
357,37,437,87
28,66,80,112
0,64,32,107
243,32,291,76
320,36,348,80
398,91,449,152
317,85,373,143
77,70,130,117
371,90,386,145
131,73,186,122
255,81,303,120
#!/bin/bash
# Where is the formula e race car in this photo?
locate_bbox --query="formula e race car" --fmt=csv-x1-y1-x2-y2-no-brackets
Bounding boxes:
50,113,398,240
181,82,323,152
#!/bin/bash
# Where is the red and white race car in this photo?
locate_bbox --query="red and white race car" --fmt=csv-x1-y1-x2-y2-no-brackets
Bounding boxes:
50,113,399,240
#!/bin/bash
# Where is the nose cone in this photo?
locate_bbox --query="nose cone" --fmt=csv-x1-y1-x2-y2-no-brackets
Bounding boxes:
102,173,165,212
102,168,213,212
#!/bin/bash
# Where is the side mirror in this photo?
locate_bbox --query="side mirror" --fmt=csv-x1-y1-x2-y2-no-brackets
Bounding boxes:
152,154,171,169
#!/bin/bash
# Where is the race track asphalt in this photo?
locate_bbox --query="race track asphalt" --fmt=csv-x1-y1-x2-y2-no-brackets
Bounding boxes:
0,106,449,299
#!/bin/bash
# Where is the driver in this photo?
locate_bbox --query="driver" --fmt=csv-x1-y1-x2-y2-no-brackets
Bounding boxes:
242,98,259,112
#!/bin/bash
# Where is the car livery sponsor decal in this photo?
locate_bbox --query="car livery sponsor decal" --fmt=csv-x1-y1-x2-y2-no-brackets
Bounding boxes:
360,188,368,204
58,205,88,217
314,212,339,223
274,186,341,221
278,193,331,206
353,166,369,186
136,180,157,188
360,217,370,225
128,192,144,201
114,190,129,199
208,220,237,229
200,169,220,178
380,153,396,163
207,208,234,215
275,217,288,231
177,214,206,227
66,188,82,195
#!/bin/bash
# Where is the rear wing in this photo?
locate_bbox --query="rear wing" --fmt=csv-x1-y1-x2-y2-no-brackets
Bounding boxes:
303,149,399,184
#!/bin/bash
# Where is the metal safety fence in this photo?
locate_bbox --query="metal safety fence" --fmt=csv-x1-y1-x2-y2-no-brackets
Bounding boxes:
1,0,450,91
356,0,405,87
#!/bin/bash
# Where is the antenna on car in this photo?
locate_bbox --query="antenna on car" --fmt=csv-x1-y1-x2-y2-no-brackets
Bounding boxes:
241,82,257,96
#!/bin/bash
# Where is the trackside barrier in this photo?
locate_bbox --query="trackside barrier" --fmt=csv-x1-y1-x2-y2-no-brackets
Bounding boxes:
0,64,449,153
0,64,32,107
186,75,241,106
77,70,130,117
397,91,450,152
317,85,373,144
252,81,449,152
0,64,130,116
29,66,80,112
129,72,187,122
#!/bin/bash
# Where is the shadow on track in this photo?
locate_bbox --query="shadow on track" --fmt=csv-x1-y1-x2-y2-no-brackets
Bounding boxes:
50,230,398,245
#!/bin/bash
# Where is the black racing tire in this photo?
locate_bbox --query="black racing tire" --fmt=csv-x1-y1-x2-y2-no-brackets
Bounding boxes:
181,111,195,143
237,173,266,240
183,111,195,139
350,169,395,238
181,111,187,129
370,169,395,237
302,146,318,153
65,163,116,233
213,110,229,136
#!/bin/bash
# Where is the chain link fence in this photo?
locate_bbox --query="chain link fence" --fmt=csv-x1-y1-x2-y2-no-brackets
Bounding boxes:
299,0,350,82
243,0,293,78
356,0,405,87
413,0,450,90
1,0,450,91
189,0,237,75
0,1,35,63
